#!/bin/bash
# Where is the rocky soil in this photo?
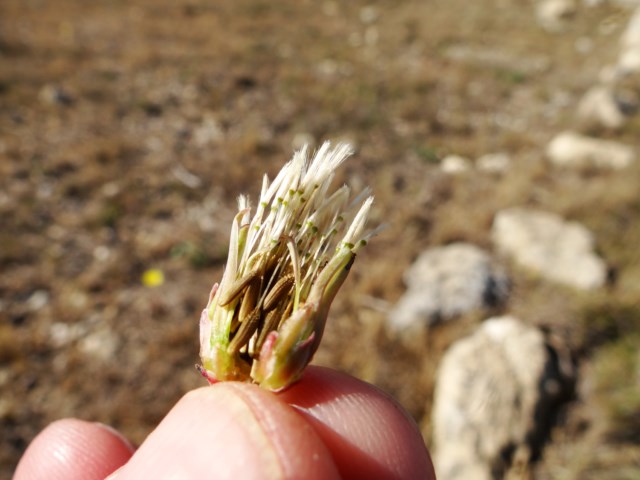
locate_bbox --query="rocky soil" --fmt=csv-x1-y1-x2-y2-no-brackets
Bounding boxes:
2,0,639,478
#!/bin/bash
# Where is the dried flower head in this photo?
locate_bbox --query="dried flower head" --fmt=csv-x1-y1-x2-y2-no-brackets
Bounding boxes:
198,142,376,391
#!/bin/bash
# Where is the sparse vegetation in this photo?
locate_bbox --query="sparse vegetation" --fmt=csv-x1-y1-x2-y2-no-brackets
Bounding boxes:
1,0,639,477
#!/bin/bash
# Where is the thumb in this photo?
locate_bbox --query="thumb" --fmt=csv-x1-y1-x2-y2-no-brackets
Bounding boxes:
110,383,339,480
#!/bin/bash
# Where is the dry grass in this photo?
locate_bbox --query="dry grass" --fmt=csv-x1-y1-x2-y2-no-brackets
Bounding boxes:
1,0,639,477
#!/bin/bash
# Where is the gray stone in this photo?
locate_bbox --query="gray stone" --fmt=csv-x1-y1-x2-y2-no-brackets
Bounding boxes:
49,322,87,348
38,84,73,106
26,290,50,311
536,0,577,32
387,244,509,334
193,114,224,146
444,45,550,75
577,86,626,130
476,152,511,173
431,316,568,480
492,207,607,290
78,328,120,362
546,131,635,169
622,7,640,52
618,7,640,75
619,48,640,75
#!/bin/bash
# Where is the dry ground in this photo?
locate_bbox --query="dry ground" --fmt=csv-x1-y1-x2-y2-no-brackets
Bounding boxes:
1,0,639,478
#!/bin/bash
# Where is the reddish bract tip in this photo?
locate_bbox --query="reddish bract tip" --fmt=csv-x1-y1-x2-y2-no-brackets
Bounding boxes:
196,364,218,385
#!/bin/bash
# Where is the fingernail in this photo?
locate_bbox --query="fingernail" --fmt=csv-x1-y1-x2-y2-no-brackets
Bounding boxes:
93,422,136,453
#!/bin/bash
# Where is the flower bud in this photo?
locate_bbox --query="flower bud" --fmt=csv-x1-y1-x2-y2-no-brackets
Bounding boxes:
198,142,376,391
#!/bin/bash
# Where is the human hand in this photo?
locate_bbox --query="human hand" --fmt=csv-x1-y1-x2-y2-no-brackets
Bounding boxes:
14,366,435,479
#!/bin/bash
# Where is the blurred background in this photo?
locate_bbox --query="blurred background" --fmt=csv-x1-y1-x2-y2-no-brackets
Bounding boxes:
1,0,639,478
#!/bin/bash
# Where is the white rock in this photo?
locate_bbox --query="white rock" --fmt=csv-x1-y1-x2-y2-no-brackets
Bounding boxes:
536,0,577,31
546,131,635,169
577,86,626,130
445,46,550,75
38,84,72,106
476,152,511,173
618,47,640,75
621,7,640,51
193,114,223,146
492,207,607,290
78,328,120,362
387,244,509,334
49,322,87,348
440,155,471,174
432,316,567,479
617,7,640,74
27,290,50,311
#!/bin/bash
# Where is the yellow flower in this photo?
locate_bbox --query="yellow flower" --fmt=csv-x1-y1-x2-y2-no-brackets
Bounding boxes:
142,268,165,287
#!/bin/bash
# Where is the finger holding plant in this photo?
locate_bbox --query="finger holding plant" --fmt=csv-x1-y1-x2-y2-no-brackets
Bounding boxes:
198,142,377,391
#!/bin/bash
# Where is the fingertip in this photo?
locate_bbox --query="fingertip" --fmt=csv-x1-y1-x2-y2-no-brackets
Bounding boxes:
115,384,339,480
14,418,135,480
280,366,436,480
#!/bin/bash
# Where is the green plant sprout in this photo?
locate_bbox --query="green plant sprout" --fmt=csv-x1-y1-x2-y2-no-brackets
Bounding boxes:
197,142,377,391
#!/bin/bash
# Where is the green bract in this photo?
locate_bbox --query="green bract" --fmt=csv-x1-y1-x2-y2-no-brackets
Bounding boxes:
198,142,375,391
